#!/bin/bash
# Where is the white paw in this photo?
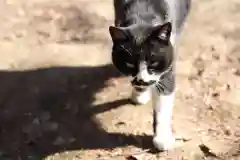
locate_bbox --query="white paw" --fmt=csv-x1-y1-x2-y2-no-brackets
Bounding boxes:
131,89,150,105
153,135,175,151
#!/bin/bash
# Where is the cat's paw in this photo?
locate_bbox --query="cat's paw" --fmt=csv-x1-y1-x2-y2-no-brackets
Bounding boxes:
131,89,150,105
153,135,175,151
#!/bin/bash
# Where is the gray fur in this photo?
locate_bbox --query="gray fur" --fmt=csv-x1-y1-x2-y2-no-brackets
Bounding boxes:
113,0,191,37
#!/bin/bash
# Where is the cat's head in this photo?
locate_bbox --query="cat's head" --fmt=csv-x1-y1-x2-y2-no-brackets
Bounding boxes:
109,22,174,87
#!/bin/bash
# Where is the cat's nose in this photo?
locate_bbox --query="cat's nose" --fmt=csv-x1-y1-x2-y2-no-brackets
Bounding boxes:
131,78,155,86
136,79,149,86
137,79,145,84
131,78,144,86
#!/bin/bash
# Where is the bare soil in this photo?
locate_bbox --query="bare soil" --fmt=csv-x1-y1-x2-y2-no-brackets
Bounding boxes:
0,0,239,159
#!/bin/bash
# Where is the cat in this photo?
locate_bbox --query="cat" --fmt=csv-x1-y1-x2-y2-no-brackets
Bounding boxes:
109,0,191,151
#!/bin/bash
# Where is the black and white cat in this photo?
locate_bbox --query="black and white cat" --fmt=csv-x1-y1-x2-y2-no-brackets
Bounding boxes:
109,0,191,151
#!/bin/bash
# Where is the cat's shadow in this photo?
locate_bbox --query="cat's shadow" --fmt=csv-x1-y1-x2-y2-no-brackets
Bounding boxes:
0,64,154,159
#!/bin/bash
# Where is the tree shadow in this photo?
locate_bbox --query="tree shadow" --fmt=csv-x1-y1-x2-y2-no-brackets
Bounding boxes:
0,65,153,159
0,2,157,159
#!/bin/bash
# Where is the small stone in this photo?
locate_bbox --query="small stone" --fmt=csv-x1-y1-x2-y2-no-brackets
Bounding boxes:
53,136,65,146
115,121,126,127
32,118,40,125
224,129,231,136
197,69,204,76
44,122,58,131
232,68,240,76
212,54,220,60
222,84,231,91
211,92,220,97
210,46,216,52
68,137,76,143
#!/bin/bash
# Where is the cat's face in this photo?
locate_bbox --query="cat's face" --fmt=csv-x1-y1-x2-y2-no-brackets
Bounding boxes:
109,22,174,88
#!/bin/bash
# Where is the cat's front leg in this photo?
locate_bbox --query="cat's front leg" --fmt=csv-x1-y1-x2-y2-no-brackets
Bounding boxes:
152,88,175,151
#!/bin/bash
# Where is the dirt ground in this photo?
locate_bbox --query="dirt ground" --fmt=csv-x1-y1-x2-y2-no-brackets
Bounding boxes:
0,0,239,159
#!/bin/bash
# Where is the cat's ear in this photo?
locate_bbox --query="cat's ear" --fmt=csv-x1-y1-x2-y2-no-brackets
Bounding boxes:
109,26,129,42
152,22,172,42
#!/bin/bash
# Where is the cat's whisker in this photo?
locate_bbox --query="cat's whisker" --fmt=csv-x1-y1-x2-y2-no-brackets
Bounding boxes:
120,45,132,56
155,82,165,93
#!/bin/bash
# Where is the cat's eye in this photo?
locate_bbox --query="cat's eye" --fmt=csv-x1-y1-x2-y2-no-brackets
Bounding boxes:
125,62,135,68
151,61,159,67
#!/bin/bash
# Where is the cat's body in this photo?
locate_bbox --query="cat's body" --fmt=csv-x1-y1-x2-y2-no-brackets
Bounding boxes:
109,0,191,151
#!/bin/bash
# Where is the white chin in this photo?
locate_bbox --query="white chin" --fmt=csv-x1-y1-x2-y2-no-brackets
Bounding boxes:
131,88,151,105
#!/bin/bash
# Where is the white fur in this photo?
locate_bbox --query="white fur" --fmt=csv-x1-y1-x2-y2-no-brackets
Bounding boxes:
136,66,160,83
137,68,152,82
131,87,151,105
152,89,175,151
131,61,176,151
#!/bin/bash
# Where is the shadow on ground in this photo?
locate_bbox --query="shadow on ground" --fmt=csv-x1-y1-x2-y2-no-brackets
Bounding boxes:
0,65,153,159
0,2,156,159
